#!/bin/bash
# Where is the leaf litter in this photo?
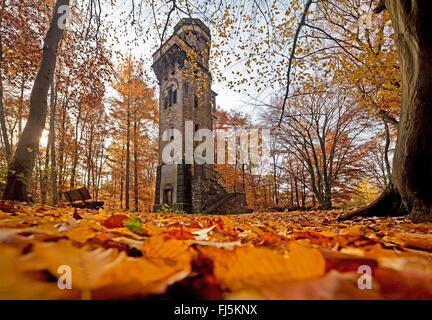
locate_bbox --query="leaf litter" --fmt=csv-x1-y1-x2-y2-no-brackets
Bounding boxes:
0,202,432,299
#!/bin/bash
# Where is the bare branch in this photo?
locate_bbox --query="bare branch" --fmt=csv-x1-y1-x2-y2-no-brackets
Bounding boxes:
374,0,386,14
277,0,313,127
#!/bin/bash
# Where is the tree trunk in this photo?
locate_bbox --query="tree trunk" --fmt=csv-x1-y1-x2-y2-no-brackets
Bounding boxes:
383,120,392,184
0,78,10,161
384,0,432,222
95,142,104,200
49,81,58,204
339,183,405,220
2,0,69,201
133,114,139,212
58,97,68,193
70,108,82,189
343,1,432,222
120,145,125,209
0,19,11,162
125,105,130,210
18,74,26,137
37,157,43,203
294,177,300,208
289,177,294,209
272,153,279,205
301,176,306,209
323,187,332,210
41,136,50,204
86,122,94,189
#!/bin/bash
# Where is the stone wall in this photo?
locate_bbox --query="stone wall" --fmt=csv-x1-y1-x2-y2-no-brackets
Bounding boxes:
191,177,227,213
214,193,248,215
191,177,247,214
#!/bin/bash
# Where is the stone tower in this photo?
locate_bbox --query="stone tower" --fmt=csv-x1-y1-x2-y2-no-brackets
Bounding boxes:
152,18,247,214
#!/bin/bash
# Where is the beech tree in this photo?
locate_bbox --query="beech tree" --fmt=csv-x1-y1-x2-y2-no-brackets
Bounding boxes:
264,86,371,209
0,0,50,163
110,55,157,211
2,0,69,201
341,1,432,222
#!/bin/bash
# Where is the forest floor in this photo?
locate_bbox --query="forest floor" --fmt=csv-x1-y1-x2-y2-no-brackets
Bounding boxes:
0,202,432,300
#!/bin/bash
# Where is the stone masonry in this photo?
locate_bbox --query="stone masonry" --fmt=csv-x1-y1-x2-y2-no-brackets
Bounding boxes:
152,18,247,214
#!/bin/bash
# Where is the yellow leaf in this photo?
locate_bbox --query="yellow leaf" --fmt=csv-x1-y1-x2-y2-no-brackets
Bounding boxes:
141,235,192,262
198,241,325,291
0,244,78,299
20,238,192,299
21,240,124,291
62,223,98,244
319,230,337,237
340,225,365,236
142,222,163,237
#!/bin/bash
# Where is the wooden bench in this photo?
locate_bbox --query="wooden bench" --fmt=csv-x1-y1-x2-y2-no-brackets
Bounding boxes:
62,188,104,209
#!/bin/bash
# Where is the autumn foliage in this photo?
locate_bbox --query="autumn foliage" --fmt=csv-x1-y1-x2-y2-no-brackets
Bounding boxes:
1,0,432,302
1,203,432,299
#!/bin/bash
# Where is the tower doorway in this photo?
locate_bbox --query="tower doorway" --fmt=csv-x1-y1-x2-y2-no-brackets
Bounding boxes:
163,188,173,205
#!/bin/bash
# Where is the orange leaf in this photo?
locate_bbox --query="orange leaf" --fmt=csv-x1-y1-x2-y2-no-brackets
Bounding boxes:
163,227,195,240
199,241,325,291
102,215,128,229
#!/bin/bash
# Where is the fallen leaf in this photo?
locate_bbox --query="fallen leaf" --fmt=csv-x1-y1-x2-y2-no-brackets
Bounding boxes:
192,225,216,241
199,242,325,291
102,215,128,229
0,245,78,299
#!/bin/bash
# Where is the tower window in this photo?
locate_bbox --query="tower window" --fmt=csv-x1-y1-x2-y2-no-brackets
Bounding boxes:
194,95,198,108
172,89,177,104
166,87,177,108
168,88,173,107
195,124,199,132
168,125,175,140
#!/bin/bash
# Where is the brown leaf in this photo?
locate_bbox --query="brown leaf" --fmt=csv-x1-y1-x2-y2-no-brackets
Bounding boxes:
102,215,128,229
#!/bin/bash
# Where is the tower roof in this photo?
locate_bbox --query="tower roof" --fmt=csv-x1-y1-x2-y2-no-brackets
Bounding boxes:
174,18,211,38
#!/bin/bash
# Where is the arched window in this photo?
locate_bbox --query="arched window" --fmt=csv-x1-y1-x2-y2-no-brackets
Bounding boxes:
165,86,178,109
168,125,175,140
194,95,198,108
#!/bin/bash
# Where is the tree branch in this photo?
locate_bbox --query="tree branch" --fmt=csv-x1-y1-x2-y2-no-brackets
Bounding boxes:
379,109,399,126
374,0,386,14
277,0,313,127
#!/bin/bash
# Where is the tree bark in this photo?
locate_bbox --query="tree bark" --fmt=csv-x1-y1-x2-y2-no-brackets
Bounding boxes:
385,0,432,222
343,1,432,222
70,110,83,189
58,96,67,194
49,81,58,204
2,0,69,201
0,13,11,162
125,104,130,210
339,183,405,220
133,113,139,212
0,76,10,161
18,74,26,138
41,134,50,204
272,152,279,205
120,145,124,209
